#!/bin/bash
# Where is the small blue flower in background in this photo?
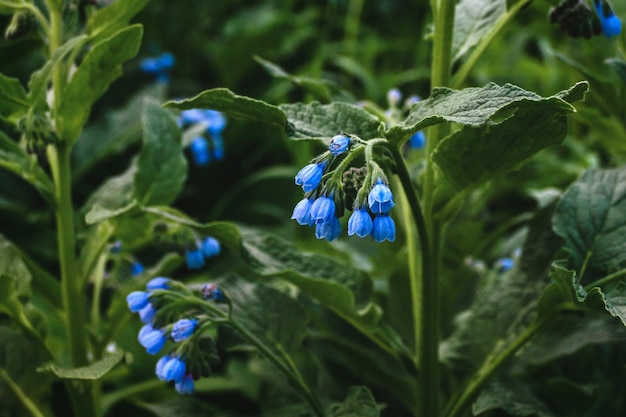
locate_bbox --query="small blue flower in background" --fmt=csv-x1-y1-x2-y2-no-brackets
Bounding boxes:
138,324,166,354
201,283,226,302
310,194,336,224
189,137,210,166
295,162,326,192
347,207,373,238
368,178,395,214
175,374,195,395
171,318,198,342
496,257,515,272
315,216,341,241
139,52,175,83
186,248,205,270
131,261,145,276
595,0,622,37
372,214,396,242
110,240,122,253
211,133,225,161
178,109,227,167
387,88,402,107
409,131,426,149
329,134,351,156
146,277,169,290
186,236,222,269
127,291,149,312
201,237,221,258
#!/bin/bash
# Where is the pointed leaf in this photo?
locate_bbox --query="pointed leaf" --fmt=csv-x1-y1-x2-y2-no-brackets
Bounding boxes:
0,72,28,122
552,168,626,278
57,25,143,143
452,0,506,62
38,350,124,380
385,81,587,144
255,56,333,102
0,131,55,206
164,88,286,128
133,99,187,206
280,102,384,143
86,0,149,45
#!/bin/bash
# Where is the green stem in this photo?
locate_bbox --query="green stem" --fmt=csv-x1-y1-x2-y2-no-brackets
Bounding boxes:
585,268,626,291
0,369,48,417
451,0,532,89
344,0,364,57
445,315,552,417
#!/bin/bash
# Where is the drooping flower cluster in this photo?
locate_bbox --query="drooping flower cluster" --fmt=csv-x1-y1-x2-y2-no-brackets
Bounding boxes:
139,52,175,83
127,278,225,395
291,134,396,242
549,0,622,39
178,109,227,166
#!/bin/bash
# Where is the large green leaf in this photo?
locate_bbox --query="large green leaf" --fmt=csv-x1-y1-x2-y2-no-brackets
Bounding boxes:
86,0,150,45
552,168,626,280
385,82,587,144
57,25,143,143
0,72,28,122
281,102,384,144
452,0,506,62
164,88,286,128
133,99,187,206
38,350,124,380
0,131,54,206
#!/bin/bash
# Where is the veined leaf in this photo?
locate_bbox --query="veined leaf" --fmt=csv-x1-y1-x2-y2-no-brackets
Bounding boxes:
57,25,143,143
452,0,506,62
86,0,150,45
0,73,29,122
38,350,124,380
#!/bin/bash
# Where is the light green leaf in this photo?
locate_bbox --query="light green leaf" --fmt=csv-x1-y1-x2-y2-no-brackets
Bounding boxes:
280,102,384,143
0,131,55,206
57,25,143,143
38,350,124,380
86,0,149,45
452,0,506,62
331,386,380,417
552,168,626,279
0,72,29,122
164,88,286,128
385,82,587,144
133,99,187,206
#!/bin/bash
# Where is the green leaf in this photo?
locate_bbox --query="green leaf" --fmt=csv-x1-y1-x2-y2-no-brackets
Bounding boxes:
27,35,88,111
0,72,29,122
330,386,380,417
473,377,555,417
38,350,124,380
552,168,626,279
86,0,150,45
452,0,506,62
432,106,569,191
0,131,55,206
605,58,626,87
57,25,143,143
133,99,187,206
280,102,384,143
385,81,587,144
0,233,33,298
164,88,286,128
84,163,137,225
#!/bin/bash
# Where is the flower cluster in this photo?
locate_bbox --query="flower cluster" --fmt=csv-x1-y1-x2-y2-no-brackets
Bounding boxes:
127,279,225,395
139,52,175,83
178,109,227,167
292,134,396,242
549,0,622,39
185,236,221,270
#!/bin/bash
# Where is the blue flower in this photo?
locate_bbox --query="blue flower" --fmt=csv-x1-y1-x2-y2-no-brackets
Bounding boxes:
161,356,186,382
171,318,198,342
596,1,622,37
146,277,169,291
178,109,207,127
409,131,426,149
329,135,351,156
387,88,402,106
131,262,145,276
138,324,166,354
110,240,122,253
189,137,210,166
295,162,325,192
127,291,149,312
139,52,175,83
291,198,314,226
203,110,227,135
348,208,373,238
211,133,225,161
186,249,205,270
139,302,156,323
201,237,221,258
201,283,225,302
368,179,395,214
310,195,336,223
175,374,195,395
496,257,514,272
156,356,170,380
315,217,341,241
372,215,396,242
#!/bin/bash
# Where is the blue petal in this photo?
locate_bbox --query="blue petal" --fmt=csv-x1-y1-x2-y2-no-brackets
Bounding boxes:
372,215,396,242
348,208,373,238
171,318,198,342
127,291,149,312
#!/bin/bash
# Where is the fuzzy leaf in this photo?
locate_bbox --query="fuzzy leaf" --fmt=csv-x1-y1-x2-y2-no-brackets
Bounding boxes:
452,0,506,62
38,350,124,380
86,0,150,45
331,386,380,417
385,82,587,144
0,73,28,121
281,102,384,143
133,99,187,206
552,168,626,279
0,131,55,206
164,88,286,128
57,25,143,143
